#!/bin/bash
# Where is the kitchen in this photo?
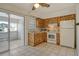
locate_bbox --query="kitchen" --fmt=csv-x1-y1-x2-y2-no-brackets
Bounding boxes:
0,3,77,56
28,14,75,48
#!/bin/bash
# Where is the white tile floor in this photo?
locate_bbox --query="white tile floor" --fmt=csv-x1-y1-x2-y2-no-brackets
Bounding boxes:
0,40,24,52
0,43,76,56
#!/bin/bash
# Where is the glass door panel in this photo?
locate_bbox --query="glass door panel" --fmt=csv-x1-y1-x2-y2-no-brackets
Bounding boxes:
0,12,9,53
10,14,24,49
17,16,24,46
10,14,18,49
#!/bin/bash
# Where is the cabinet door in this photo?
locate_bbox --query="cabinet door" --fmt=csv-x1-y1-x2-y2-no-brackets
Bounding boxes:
36,18,44,28
42,32,47,42
34,33,44,45
39,33,43,43
56,33,60,45
39,32,47,43
28,33,34,46
44,19,49,27
34,33,40,45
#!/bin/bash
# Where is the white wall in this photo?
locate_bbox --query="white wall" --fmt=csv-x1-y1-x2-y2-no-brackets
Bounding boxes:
76,4,79,56
25,16,29,45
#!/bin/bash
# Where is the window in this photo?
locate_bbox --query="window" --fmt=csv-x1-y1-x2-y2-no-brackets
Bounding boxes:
10,23,17,31
0,12,8,32
0,21,8,32
0,12,8,17
0,21,17,32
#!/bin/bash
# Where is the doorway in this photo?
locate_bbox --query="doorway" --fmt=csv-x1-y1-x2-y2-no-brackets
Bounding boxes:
0,11,25,53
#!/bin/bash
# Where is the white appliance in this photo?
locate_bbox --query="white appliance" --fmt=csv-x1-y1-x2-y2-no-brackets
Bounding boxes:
47,23,57,44
47,31,56,44
60,20,75,48
76,25,79,55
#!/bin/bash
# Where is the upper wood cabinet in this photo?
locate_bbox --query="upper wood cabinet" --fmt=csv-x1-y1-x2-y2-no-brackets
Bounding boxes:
46,17,58,23
36,17,59,28
36,14,75,28
44,18,58,27
44,19,49,27
36,18,45,28
59,14,75,22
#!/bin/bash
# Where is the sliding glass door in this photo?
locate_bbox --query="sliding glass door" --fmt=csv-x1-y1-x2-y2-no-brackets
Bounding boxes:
0,10,25,53
0,12,9,53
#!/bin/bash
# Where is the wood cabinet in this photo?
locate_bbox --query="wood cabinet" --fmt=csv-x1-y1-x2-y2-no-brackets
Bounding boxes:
56,33,60,45
28,32,35,46
36,18,58,28
36,18,45,28
59,14,75,22
42,32,47,42
44,19,49,27
34,33,42,45
36,14,75,28
28,32,47,46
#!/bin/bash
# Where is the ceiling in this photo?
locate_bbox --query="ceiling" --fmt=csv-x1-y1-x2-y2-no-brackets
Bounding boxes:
10,3,76,18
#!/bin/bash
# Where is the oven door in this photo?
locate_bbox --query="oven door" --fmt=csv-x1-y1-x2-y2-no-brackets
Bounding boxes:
47,33,56,44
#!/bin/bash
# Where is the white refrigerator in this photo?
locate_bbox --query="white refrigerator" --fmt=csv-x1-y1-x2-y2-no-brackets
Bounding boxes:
60,20,75,48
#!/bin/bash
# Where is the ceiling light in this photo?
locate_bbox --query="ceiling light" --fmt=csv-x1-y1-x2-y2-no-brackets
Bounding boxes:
34,3,40,8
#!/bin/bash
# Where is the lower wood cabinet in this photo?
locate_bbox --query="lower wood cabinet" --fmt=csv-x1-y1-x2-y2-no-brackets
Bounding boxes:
28,32,47,46
28,32,35,46
56,33,60,45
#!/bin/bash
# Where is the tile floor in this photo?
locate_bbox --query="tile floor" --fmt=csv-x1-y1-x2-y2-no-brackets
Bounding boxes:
0,40,23,52
0,43,77,56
